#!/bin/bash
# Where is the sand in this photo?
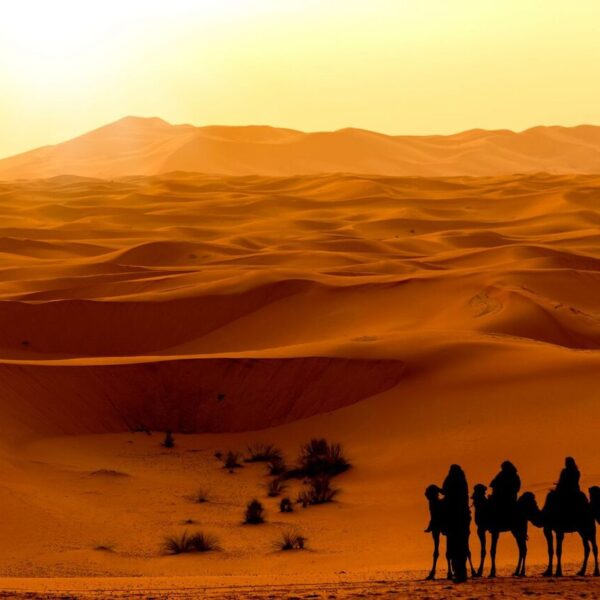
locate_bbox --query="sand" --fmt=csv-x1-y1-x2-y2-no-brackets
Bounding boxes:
4,118,600,179
0,171,598,596
1,576,599,599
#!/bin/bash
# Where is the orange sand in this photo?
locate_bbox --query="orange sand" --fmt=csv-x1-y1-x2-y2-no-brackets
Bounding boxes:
0,171,598,587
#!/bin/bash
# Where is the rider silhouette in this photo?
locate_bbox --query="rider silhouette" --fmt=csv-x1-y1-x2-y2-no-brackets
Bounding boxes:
555,456,586,514
489,461,521,527
557,457,580,494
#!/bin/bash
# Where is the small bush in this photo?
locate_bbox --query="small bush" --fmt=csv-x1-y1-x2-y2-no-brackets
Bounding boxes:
162,530,219,554
275,530,306,551
245,443,283,463
298,438,349,477
189,532,220,552
280,497,294,513
298,476,339,506
162,431,175,449
297,489,310,508
214,451,223,461
267,477,287,498
267,456,287,476
194,488,209,503
223,450,243,472
244,499,265,524
162,531,193,554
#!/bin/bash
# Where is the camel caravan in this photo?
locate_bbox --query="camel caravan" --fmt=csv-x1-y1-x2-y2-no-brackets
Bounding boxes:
424,458,600,582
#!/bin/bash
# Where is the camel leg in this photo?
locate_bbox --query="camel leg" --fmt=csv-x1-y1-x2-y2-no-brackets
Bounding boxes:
446,554,453,580
542,528,554,577
489,531,499,578
555,531,564,577
426,530,439,580
445,536,453,580
467,541,477,578
518,533,528,577
476,528,486,577
591,528,599,577
577,532,589,577
513,532,522,577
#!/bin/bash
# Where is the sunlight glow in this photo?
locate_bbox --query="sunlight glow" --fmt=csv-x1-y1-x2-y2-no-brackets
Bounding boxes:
1,1,600,158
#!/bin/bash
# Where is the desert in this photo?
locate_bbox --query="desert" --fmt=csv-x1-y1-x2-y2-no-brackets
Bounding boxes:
0,166,598,597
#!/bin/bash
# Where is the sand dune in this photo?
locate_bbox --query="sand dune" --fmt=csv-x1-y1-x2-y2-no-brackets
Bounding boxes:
4,118,600,179
0,172,599,581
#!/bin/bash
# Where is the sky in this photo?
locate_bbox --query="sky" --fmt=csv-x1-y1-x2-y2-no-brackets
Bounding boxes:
1,0,600,158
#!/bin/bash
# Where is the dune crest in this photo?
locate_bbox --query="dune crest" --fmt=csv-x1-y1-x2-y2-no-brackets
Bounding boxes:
0,172,599,441
3,118,600,179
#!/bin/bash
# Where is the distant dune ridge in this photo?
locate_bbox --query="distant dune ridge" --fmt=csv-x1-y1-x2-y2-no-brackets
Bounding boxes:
3,117,600,179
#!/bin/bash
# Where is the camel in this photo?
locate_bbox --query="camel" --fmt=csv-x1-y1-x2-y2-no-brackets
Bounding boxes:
536,487,600,577
424,484,476,580
471,484,540,577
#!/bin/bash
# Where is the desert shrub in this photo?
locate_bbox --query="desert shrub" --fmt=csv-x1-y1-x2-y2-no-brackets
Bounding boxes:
214,451,223,461
267,456,288,476
162,431,175,448
298,438,349,477
189,532,220,552
297,489,310,508
275,530,306,551
298,476,339,506
223,450,243,472
245,443,283,463
244,499,265,524
194,488,209,503
162,531,193,554
280,497,294,513
162,530,219,554
267,477,287,498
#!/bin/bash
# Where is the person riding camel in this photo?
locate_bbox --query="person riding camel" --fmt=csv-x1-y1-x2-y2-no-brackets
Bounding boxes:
489,461,521,525
557,457,581,494
555,457,586,514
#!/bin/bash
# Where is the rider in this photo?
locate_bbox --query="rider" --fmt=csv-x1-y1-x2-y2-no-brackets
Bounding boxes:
557,457,581,494
489,460,521,523
555,457,586,512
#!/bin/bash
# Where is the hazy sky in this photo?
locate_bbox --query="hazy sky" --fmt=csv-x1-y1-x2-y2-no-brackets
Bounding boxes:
1,0,600,157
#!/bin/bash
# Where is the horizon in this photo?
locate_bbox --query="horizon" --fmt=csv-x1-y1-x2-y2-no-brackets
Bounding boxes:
2,1,600,157
1,2,600,594
3,114,600,161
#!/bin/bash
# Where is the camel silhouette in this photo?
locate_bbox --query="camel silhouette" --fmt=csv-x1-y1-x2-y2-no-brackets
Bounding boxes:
471,483,540,577
531,486,600,577
424,484,476,580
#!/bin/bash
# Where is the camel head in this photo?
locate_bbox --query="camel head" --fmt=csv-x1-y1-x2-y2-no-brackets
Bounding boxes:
424,484,442,501
589,486,600,523
518,491,544,527
471,483,487,502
